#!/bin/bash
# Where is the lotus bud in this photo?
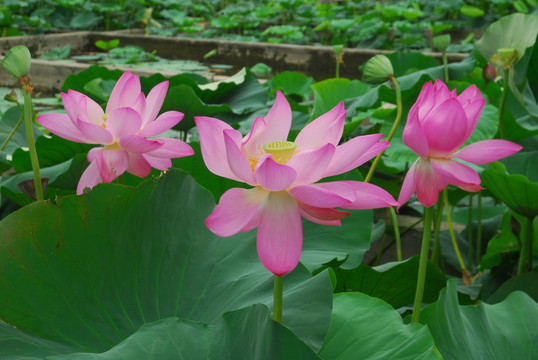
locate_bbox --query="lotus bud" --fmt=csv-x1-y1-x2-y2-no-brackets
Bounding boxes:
361,54,394,84
432,34,451,51
482,64,497,82
1,46,31,79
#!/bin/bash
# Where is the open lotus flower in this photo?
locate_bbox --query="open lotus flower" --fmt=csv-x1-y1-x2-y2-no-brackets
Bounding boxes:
398,80,522,208
37,71,194,194
195,91,397,276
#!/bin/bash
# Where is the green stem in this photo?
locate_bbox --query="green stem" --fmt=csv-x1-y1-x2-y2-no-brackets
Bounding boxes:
273,275,283,323
364,76,402,183
468,194,473,270
443,189,467,274
0,104,24,151
431,195,445,265
498,68,508,139
517,216,534,275
335,61,340,79
443,189,465,270
389,207,402,261
411,205,434,323
23,90,43,202
442,50,449,83
476,192,482,266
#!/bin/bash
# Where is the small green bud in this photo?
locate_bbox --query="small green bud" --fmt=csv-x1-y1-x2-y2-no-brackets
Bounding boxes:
432,34,451,51
361,54,394,84
333,44,344,57
1,46,31,78
4,90,18,103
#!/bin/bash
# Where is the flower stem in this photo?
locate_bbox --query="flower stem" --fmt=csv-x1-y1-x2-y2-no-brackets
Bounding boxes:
443,189,467,274
442,50,449,83
0,104,24,151
517,216,535,275
468,194,473,270
23,89,43,202
476,192,482,265
411,205,434,323
273,275,283,323
389,207,402,261
430,195,445,266
364,76,402,183
498,68,509,139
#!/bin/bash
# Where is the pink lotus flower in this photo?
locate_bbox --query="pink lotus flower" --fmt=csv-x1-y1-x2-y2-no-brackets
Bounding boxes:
195,91,397,276
398,80,522,208
37,71,194,194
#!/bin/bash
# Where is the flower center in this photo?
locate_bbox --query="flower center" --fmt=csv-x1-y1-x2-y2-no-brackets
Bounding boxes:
263,141,296,165
103,142,122,151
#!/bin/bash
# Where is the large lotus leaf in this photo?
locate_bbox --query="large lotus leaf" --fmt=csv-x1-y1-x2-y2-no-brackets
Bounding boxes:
266,71,315,99
162,84,231,130
0,170,333,354
44,305,321,360
61,66,124,104
11,135,94,173
0,107,26,157
318,293,441,360
475,13,538,64
0,320,79,359
386,51,440,77
337,256,447,309
420,279,538,359
486,271,538,304
482,162,538,219
311,78,370,120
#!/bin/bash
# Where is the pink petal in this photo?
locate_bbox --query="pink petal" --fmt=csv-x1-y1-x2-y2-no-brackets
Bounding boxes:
294,102,346,151
127,153,152,177
397,161,418,208
143,155,171,170
60,91,81,123
37,113,91,143
106,72,141,113
415,159,442,207
144,138,194,158
325,134,387,177
460,95,485,140
105,107,142,140
403,105,429,157
257,191,302,276
422,97,469,156
260,90,292,142
142,81,169,127
254,155,297,191
454,140,522,164
430,158,483,193
95,149,129,183
223,130,256,185
336,181,397,209
298,203,350,225
77,160,103,195
138,111,183,137
205,187,269,237
119,135,163,154
288,184,352,208
77,118,113,145
195,116,238,180
287,143,336,186
129,92,146,117
241,91,291,155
